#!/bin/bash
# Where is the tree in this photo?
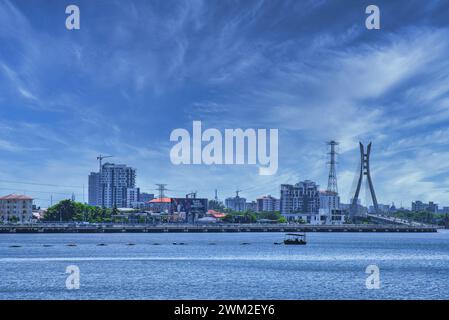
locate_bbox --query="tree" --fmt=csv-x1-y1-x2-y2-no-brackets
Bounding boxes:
43,200,113,222
8,216,19,223
208,200,225,211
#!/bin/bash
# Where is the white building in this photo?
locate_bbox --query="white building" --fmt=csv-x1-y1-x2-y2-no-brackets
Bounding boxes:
256,195,280,212
318,191,344,225
0,194,34,223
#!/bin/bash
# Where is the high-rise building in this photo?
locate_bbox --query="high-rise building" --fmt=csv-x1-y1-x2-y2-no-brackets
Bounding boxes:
0,194,34,223
88,163,137,208
225,195,247,212
256,195,280,212
280,180,320,223
88,172,100,206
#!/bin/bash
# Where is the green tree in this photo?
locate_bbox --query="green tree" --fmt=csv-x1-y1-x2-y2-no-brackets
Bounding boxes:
43,200,113,222
208,200,225,211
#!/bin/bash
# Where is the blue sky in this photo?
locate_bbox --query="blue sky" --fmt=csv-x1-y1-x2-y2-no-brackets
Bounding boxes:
1,0,449,208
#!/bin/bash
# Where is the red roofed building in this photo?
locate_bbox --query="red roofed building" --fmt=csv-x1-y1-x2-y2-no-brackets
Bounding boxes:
147,197,173,213
207,210,226,219
149,197,172,203
0,194,34,223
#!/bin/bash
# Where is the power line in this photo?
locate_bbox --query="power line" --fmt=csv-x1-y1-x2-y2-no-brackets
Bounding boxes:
0,179,83,189
0,187,82,196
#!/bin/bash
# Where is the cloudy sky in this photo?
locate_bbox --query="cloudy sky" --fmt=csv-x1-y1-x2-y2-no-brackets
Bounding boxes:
1,0,449,208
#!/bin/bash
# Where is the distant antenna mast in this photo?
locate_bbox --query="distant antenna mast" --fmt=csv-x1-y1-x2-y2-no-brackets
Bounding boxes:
327,141,339,194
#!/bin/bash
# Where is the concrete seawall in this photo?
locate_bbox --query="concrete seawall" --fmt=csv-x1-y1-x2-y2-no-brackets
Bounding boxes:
0,224,438,233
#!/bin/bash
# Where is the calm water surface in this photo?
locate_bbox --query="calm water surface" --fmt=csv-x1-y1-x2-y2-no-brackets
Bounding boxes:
1,231,449,299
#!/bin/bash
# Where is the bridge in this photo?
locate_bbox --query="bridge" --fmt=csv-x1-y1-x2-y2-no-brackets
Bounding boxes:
0,223,438,233
366,213,437,228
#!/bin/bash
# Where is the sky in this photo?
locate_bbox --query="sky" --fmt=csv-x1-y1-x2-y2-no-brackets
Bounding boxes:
1,0,449,208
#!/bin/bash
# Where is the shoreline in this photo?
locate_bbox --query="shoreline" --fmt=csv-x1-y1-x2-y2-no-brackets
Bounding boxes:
0,224,439,234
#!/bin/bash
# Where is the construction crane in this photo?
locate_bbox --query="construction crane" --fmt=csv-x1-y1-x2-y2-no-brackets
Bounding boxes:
186,191,197,199
97,154,113,172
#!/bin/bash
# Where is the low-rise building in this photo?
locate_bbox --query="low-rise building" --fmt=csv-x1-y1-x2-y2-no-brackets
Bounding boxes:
318,191,344,224
245,201,257,212
0,194,34,223
146,197,208,223
126,187,140,208
412,201,438,213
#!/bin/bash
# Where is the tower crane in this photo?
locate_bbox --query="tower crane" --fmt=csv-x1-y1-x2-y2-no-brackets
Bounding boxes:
97,154,113,172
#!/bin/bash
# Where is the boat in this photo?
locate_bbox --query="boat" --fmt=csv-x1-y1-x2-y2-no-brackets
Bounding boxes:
283,233,307,245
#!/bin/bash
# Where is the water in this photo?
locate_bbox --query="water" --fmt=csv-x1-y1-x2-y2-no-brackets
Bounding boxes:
0,231,449,299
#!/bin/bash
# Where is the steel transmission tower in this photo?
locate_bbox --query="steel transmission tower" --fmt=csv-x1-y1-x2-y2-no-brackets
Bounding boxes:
327,141,339,194
156,184,168,200
351,142,379,217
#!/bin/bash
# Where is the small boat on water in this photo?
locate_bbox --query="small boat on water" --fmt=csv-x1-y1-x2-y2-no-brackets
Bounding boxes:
240,242,250,245
97,243,107,246
66,243,77,247
283,233,307,245
127,243,136,246
9,245,21,248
